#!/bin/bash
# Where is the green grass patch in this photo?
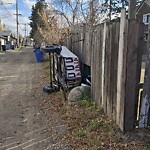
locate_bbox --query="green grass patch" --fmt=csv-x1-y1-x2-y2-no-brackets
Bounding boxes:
90,139,101,150
0,50,5,53
76,128,89,138
89,119,104,131
78,99,96,108
14,46,22,51
77,89,96,109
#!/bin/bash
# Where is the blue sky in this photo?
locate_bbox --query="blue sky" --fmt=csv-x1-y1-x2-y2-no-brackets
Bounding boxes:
0,0,37,36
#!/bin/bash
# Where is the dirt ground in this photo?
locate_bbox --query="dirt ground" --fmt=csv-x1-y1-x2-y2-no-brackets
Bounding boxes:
0,48,70,150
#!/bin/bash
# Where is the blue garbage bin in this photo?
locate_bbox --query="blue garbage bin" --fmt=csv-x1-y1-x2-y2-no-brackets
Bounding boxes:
6,44,10,50
33,49,43,63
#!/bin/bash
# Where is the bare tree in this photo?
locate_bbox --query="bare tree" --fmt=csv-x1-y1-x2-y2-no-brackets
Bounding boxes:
38,9,69,44
49,0,107,27
50,0,80,26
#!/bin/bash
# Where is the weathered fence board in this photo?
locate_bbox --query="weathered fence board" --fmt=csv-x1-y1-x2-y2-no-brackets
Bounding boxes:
63,9,144,132
111,21,120,121
94,25,103,105
106,23,112,116
116,9,127,131
101,23,106,108
135,23,145,124
91,29,95,102
98,26,103,105
124,20,140,131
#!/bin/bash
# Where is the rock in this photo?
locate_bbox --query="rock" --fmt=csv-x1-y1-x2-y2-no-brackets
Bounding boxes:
68,85,91,106
23,119,27,123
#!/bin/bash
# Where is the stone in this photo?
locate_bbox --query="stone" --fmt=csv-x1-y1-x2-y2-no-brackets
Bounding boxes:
68,85,91,106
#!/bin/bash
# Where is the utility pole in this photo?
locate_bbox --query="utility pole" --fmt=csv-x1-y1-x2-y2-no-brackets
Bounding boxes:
24,23,27,38
21,23,28,46
13,0,21,47
24,23,27,46
16,0,19,47
128,0,137,20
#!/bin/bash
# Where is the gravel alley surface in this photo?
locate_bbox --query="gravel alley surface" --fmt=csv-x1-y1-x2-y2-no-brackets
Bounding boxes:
0,48,70,150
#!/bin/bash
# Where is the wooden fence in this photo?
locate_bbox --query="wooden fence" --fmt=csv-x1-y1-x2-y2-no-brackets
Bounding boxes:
63,10,145,132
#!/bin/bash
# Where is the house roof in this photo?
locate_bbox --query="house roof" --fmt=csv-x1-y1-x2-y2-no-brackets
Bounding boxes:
137,0,150,13
0,30,11,37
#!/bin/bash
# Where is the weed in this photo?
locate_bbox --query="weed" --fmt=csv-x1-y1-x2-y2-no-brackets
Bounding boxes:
91,139,101,150
77,88,97,108
104,120,116,131
92,145,101,150
89,119,104,131
78,99,90,107
78,99,97,108
76,128,88,138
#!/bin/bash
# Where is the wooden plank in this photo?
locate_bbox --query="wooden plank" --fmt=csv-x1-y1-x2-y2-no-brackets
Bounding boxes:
94,31,97,101
95,26,101,105
110,22,114,118
104,23,110,116
80,24,86,75
94,30,98,101
101,23,107,107
139,21,150,128
87,30,91,66
135,23,144,124
98,25,103,105
93,29,97,102
112,21,120,120
116,9,127,131
124,20,140,131
103,23,109,113
91,31,96,99
83,31,90,66
106,23,113,117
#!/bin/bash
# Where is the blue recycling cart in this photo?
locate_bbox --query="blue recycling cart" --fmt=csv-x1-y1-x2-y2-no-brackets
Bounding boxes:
33,49,43,63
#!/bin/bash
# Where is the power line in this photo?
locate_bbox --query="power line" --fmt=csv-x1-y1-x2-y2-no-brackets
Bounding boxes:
1,5,13,16
0,1,13,17
0,0,30,37
18,0,35,7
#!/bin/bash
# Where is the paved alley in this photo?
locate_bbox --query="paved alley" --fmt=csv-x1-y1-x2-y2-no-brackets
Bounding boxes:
0,48,69,150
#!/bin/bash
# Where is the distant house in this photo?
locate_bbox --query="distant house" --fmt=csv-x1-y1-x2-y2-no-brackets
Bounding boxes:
0,32,6,51
0,30,11,41
0,30,17,49
136,0,150,41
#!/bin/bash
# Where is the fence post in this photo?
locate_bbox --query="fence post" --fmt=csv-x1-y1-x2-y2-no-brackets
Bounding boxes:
117,9,141,132
116,9,127,131
101,23,107,107
124,20,140,131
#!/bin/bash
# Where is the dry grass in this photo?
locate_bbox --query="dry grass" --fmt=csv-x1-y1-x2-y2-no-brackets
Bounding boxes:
42,61,50,80
41,91,150,150
41,61,150,150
